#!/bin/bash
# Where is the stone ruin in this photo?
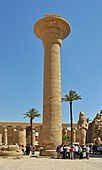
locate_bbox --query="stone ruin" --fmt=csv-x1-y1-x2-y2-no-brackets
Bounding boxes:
77,110,102,146
0,110,102,156
77,112,88,146
91,111,102,145
0,122,41,156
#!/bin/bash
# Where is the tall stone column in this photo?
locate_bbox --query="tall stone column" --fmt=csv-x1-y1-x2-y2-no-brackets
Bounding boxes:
4,127,8,145
34,15,70,155
18,127,26,147
32,129,35,146
73,129,76,144
12,127,17,145
0,133,2,145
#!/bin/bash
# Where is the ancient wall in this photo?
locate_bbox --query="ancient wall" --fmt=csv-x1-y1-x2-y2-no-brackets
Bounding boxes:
0,122,42,146
0,118,100,146
0,122,78,146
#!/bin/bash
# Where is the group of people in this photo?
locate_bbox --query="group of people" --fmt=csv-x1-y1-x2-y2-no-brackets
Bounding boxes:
92,145,102,155
21,144,35,156
56,143,90,159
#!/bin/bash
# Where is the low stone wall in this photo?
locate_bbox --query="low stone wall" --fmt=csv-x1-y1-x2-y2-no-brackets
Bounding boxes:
0,145,22,156
0,151,22,156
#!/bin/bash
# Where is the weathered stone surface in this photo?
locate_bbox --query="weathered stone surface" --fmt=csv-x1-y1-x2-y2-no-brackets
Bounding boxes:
73,129,76,143
32,129,35,146
34,15,70,153
17,127,26,147
4,127,8,145
1,120,101,147
0,122,42,146
0,134,2,145
12,127,18,145
77,112,88,146
91,112,102,145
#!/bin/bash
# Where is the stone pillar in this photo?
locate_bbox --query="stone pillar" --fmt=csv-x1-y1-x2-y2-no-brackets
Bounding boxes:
18,128,26,147
38,126,43,147
13,127,17,145
32,129,35,146
4,127,8,145
0,133,2,145
73,129,76,144
7,126,13,145
34,14,70,155
62,128,67,137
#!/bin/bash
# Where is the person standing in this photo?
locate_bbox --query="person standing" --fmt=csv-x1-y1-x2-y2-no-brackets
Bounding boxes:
26,144,30,155
86,145,90,159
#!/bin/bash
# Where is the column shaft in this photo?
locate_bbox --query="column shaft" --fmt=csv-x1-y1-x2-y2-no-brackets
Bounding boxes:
73,130,76,143
13,128,17,145
32,129,35,146
42,43,62,150
0,134,2,145
4,128,7,145
18,128,26,147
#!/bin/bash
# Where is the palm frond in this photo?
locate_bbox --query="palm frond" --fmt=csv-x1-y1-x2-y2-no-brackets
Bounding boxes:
23,113,31,118
23,108,41,120
62,90,82,102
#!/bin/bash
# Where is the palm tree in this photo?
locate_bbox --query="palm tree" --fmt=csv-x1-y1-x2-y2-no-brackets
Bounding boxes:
61,90,82,146
23,108,41,146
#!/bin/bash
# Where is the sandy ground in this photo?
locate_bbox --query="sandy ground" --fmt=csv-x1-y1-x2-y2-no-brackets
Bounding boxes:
0,156,102,170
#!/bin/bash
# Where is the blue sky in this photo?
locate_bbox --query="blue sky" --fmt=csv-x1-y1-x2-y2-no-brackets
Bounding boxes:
0,0,102,123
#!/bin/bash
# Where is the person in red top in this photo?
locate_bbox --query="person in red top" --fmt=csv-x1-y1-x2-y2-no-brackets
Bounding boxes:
70,145,75,159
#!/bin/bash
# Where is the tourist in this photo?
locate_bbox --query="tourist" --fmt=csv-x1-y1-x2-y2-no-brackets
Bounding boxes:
92,145,97,154
74,144,79,159
30,146,35,156
26,144,30,155
56,143,64,159
82,145,87,159
78,146,83,159
62,144,68,159
86,144,90,159
70,145,75,159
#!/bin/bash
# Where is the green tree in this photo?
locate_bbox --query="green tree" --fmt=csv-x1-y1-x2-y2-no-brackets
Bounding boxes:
62,90,82,146
62,135,71,144
23,108,41,146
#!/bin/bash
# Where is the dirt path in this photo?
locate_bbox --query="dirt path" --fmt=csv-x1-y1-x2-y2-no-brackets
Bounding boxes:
0,157,101,170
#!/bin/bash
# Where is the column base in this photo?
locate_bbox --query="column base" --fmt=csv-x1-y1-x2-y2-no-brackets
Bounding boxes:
40,149,57,157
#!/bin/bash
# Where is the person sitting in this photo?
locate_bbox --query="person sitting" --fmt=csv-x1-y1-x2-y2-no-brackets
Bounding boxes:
56,143,64,159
